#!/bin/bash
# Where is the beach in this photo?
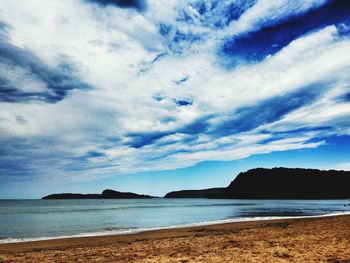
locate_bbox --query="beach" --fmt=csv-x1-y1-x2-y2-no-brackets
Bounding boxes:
1,214,350,262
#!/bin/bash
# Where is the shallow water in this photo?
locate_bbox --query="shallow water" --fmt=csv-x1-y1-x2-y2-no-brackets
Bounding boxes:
1,198,349,243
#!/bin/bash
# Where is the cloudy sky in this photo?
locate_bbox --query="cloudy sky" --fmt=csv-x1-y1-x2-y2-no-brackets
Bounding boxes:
1,0,350,198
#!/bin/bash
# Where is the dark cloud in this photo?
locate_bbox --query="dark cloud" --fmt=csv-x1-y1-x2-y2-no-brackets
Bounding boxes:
174,77,188,85
337,21,350,37
221,0,350,63
152,52,167,63
86,151,106,158
152,94,165,102
336,92,350,103
125,131,172,148
0,28,90,103
86,0,147,11
125,115,212,149
166,30,204,54
0,138,53,180
212,84,324,136
160,116,177,123
180,116,211,135
258,126,333,144
174,99,193,107
159,23,172,37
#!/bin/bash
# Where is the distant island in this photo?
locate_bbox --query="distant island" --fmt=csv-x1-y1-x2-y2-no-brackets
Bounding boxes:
164,188,225,198
42,189,154,199
164,168,350,199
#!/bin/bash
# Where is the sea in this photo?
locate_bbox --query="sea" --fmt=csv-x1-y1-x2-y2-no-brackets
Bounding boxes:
1,198,350,243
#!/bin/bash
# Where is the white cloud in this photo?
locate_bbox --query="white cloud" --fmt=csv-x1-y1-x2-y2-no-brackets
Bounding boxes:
0,0,349,182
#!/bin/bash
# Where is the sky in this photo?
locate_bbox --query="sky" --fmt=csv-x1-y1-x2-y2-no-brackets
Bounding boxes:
0,0,350,199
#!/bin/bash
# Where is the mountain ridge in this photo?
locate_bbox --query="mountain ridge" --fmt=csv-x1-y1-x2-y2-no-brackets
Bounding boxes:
164,167,350,199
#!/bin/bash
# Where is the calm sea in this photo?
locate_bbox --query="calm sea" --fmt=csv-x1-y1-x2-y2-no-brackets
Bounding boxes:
1,199,350,243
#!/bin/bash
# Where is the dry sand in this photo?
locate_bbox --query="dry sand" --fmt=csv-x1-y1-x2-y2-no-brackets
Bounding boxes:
1,214,350,262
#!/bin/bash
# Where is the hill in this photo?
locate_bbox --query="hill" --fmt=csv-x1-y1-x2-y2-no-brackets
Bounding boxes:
163,168,350,199
42,189,154,199
217,168,350,199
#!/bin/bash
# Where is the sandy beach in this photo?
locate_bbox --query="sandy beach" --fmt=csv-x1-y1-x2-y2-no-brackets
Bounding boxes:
0,214,349,262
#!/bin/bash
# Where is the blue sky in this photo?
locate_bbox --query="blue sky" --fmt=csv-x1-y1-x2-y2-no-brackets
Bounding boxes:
0,0,350,198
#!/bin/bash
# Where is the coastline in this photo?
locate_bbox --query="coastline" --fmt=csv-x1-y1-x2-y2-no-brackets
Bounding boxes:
1,213,350,262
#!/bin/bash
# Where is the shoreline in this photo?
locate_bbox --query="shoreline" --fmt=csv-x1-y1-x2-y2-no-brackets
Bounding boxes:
1,214,350,262
1,211,350,245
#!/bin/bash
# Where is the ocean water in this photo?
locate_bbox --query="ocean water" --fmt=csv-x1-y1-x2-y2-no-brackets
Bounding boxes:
1,198,350,243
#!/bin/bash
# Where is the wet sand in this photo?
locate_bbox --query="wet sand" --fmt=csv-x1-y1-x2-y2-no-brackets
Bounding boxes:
1,214,350,262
